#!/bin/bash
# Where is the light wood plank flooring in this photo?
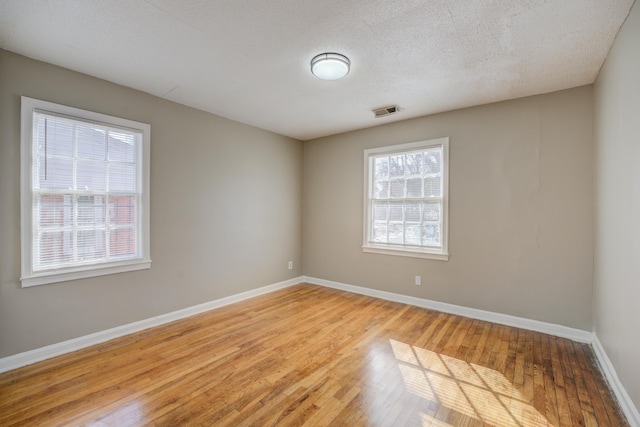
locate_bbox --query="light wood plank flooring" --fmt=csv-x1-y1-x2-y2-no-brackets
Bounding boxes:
0,284,628,426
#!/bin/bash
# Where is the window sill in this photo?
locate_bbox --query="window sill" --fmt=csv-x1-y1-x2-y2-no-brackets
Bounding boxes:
20,260,152,287
363,245,449,261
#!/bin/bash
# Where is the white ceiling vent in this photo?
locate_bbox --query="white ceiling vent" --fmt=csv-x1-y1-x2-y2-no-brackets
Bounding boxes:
373,105,401,118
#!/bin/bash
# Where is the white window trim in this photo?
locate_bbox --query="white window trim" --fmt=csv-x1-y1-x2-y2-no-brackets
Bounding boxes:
20,97,151,287
363,137,449,261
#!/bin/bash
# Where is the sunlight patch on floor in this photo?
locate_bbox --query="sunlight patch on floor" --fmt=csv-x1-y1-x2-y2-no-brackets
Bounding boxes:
86,400,145,426
419,412,456,426
389,339,550,427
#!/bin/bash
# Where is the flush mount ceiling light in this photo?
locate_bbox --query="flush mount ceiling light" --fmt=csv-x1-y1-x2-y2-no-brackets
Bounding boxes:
311,53,350,80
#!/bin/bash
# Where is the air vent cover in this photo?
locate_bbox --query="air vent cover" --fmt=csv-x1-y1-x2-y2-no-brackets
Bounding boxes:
373,105,401,118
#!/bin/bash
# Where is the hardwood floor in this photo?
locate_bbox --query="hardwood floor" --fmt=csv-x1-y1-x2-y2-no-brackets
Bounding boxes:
0,284,628,426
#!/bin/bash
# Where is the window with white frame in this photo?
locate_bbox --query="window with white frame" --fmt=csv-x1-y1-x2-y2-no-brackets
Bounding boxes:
20,97,151,287
363,137,449,260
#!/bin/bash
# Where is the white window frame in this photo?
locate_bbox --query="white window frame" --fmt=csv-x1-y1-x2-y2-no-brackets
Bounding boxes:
363,137,449,260
20,97,151,287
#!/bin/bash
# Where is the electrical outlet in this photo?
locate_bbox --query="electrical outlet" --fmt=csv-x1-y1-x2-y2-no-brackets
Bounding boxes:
288,261,293,270
415,275,421,286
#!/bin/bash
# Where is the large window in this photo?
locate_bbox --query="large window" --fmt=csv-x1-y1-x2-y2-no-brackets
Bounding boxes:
363,137,449,260
20,97,151,287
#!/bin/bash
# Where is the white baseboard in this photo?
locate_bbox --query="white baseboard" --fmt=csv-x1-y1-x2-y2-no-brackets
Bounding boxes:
0,276,302,373
303,276,593,342
592,336,640,427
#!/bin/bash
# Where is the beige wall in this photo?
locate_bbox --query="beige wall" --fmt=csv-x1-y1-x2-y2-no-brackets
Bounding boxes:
594,0,640,410
303,86,594,330
0,50,303,357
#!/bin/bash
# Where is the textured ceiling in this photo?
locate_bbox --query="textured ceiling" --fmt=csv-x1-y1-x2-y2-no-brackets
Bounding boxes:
0,0,634,140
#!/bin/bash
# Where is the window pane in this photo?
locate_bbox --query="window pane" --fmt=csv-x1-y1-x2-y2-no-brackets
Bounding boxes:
109,196,136,225
374,157,389,179
389,155,404,177
373,224,387,243
405,203,420,222
388,223,404,244
424,176,441,197
39,117,73,157
422,202,440,221
39,195,72,228
38,157,73,190
109,163,136,192
407,177,422,197
422,224,440,246
406,153,422,175
77,126,106,160
390,179,405,198
405,225,421,245
424,150,441,174
111,228,136,257
373,202,388,221
35,117,46,156
373,180,389,198
77,229,106,260
39,230,73,266
389,203,403,221
77,160,106,191
108,132,136,163
78,196,105,225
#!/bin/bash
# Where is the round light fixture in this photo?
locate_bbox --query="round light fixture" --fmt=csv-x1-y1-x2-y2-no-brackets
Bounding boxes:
311,53,350,80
